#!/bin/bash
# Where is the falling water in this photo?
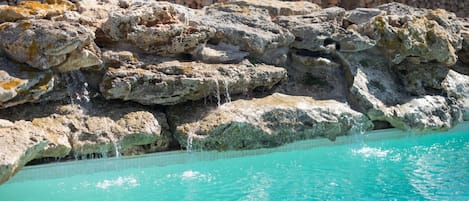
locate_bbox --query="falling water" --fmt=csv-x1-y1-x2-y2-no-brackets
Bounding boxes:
63,71,91,107
223,79,231,103
113,141,121,158
187,134,193,153
214,79,221,107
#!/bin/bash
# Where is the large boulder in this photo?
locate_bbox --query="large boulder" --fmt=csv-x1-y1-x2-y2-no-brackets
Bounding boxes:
100,51,287,105
198,3,295,64
357,4,463,65
170,93,373,150
0,99,171,158
0,56,54,109
101,1,214,55
0,120,48,185
276,7,376,53
0,19,102,71
342,49,462,131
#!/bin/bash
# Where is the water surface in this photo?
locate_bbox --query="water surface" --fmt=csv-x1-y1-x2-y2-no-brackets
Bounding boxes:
1,124,468,201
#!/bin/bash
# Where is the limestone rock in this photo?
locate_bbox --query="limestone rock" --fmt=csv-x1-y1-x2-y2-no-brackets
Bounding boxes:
442,70,469,121
0,99,171,157
275,50,347,101
191,42,249,64
200,3,294,57
0,19,102,71
276,7,376,52
101,1,214,55
0,120,48,185
100,52,287,105
344,8,385,25
170,93,373,150
342,49,462,131
358,8,462,65
223,0,321,17
0,56,54,109
459,18,469,64
0,0,75,23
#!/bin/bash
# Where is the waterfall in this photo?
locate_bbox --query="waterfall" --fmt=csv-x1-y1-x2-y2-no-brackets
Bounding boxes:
186,133,193,153
113,141,121,158
63,71,91,108
215,79,221,107
223,79,231,103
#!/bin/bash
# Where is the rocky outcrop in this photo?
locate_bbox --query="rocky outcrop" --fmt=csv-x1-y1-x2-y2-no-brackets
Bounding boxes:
170,93,373,150
276,7,376,53
0,0,75,23
356,7,462,65
199,3,295,64
101,1,214,55
222,0,321,17
0,99,171,184
0,56,54,108
1,0,469,185
100,51,287,105
0,19,102,71
342,49,462,131
0,120,48,184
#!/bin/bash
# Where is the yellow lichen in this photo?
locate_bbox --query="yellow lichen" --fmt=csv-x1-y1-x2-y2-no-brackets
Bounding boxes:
28,40,39,61
0,23,10,31
0,0,75,23
0,78,23,90
18,20,32,30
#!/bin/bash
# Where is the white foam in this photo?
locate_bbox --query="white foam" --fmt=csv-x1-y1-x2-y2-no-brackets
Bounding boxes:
352,146,390,158
96,176,139,189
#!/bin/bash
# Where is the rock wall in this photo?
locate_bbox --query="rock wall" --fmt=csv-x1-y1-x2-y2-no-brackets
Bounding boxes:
0,0,468,184
161,0,468,17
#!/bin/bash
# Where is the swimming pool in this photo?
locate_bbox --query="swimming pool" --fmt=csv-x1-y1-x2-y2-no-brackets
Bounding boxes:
1,123,468,201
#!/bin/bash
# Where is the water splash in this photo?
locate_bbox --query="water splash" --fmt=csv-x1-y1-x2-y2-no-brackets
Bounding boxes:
223,79,231,103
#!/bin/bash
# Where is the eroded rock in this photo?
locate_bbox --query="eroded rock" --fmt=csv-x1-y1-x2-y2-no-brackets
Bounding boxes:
0,56,54,109
223,0,321,17
170,93,373,150
358,6,462,65
101,1,214,55
0,19,102,71
276,7,376,53
0,0,75,23
100,52,287,105
342,49,462,131
0,120,48,185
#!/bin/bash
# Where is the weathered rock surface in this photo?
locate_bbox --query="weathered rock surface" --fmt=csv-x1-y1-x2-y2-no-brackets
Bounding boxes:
170,93,373,150
0,99,171,158
222,0,321,17
191,42,249,64
0,56,54,108
0,120,47,185
199,3,295,61
342,49,462,131
357,4,463,65
0,0,75,23
276,7,376,53
1,0,469,186
0,19,101,71
100,52,287,105
101,1,214,55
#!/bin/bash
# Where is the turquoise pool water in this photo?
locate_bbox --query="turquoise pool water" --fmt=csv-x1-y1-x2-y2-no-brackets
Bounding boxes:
1,124,468,201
